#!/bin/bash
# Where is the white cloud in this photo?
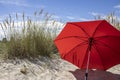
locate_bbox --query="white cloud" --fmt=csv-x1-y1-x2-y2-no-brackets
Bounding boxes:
0,0,30,7
0,0,45,8
66,16,75,20
52,15,60,19
78,18,92,21
114,4,120,8
66,15,93,21
0,17,3,22
88,12,104,16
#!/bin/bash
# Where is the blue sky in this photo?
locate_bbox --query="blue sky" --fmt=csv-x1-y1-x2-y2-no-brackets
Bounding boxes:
0,0,120,39
0,0,120,22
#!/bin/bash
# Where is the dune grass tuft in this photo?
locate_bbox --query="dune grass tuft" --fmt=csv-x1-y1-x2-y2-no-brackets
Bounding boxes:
0,10,60,59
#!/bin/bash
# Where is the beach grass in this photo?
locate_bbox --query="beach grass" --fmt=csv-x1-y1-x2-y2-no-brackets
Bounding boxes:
0,9,60,59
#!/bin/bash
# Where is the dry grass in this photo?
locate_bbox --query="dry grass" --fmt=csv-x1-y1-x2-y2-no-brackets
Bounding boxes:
0,9,60,59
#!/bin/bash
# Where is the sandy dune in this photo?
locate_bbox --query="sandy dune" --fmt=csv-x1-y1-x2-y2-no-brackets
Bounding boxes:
0,57,119,80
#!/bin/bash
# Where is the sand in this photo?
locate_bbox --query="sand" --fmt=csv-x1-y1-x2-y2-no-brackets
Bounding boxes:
0,57,119,80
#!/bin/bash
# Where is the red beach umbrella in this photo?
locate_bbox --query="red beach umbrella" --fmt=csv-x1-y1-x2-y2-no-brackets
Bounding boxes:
54,20,120,80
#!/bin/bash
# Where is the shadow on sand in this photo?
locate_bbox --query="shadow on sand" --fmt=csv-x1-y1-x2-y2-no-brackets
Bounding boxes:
69,69,120,80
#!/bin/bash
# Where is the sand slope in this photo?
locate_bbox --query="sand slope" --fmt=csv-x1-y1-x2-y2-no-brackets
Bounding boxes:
0,57,119,80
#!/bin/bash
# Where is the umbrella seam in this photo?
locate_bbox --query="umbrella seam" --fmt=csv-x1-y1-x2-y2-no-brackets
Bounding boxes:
69,23,90,37
92,20,104,37
62,41,88,60
54,36,87,42
96,40,120,55
95,35,120,39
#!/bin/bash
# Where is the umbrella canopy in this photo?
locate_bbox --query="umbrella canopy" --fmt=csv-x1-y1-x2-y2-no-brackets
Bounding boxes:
54,20,120,70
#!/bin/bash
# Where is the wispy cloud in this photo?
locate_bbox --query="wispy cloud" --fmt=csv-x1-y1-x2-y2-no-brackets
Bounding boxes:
52,15,60,19
66,16,75,20
88,12,104,16
0,0,45,9
114,4,120,9
0,0,30,7
78,18,92,21
66,16,92,21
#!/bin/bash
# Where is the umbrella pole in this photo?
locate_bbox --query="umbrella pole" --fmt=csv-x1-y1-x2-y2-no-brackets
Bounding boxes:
85,50,91,80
